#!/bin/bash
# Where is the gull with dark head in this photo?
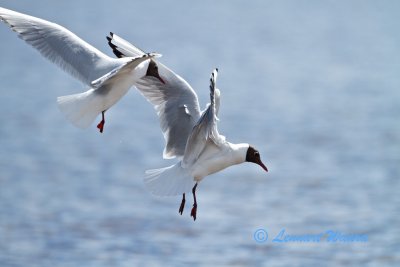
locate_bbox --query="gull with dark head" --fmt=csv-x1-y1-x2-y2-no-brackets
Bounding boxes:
108,33,268,220
0,7,163,132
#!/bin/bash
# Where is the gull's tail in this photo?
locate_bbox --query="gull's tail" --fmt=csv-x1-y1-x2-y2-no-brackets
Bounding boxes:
144,162,195,196
57,89,103,129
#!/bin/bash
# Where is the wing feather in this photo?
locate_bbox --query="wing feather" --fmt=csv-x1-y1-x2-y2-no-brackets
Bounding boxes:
135,64,201,158
106,33,203,158
182,69,224,167
107,32,145,58
0,7,117,85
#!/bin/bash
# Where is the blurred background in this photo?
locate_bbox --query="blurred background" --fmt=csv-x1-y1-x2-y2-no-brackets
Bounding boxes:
0,0,399,266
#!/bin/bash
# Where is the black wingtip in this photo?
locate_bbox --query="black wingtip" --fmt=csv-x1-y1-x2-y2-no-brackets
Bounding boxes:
110,32,114,37
106,35,124,58
113,50,124,58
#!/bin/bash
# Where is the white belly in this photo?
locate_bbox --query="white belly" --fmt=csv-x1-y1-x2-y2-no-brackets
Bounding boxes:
191,142,246,181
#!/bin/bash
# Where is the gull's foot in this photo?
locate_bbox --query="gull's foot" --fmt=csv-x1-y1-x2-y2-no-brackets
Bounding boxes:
179,194,185,215
97,111,105,133
190,183,198,221
97,120,105,133
190,203,197,221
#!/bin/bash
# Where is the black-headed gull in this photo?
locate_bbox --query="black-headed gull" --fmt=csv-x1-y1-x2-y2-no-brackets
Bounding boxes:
108,34,268,220
0,7,164,132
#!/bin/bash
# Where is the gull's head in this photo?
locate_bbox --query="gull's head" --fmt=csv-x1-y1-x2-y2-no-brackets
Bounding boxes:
245,146,268,172
146,59,165,84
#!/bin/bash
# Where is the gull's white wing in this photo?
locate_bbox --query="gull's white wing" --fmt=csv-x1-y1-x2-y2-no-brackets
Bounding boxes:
143,70,221,196
182,69,224,167
135,65,201,158
0,7,118,85
106,32,202,158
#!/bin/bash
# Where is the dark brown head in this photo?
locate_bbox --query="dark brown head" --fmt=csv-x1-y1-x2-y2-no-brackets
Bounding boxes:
246,146,268,172
146,60,165,84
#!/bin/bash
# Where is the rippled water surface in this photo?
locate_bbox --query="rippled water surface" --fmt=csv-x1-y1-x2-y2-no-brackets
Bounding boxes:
0,1,399,266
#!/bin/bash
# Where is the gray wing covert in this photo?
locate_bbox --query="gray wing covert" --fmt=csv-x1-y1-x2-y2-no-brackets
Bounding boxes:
135,63,201,158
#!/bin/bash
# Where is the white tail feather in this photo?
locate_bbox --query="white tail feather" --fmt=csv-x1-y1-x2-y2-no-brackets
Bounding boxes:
144,162,195,196
57,89,103,129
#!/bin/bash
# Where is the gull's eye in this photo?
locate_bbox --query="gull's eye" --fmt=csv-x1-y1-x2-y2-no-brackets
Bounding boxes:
254,151,259,157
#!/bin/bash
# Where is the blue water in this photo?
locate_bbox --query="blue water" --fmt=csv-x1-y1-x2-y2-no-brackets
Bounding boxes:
0,1,399,266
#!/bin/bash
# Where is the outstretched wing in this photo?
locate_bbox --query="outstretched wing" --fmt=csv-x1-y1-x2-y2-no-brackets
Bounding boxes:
0,7,117,85
182,69,225,167
107,33,202,159
135,66,201,159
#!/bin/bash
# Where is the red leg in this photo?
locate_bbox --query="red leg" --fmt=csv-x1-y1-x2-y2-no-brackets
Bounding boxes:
179,193,185,215
97,111,105,133
190,183,198,221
